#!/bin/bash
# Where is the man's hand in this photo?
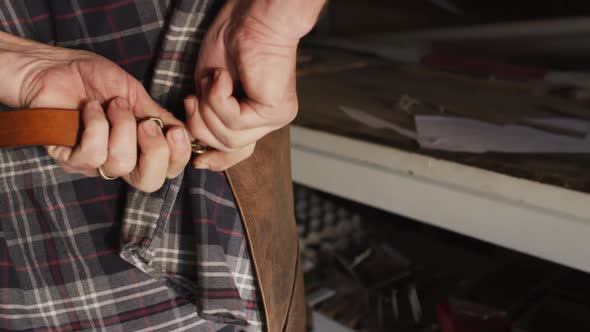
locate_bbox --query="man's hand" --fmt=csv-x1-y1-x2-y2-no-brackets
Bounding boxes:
0,32,192,192
186,0,324,171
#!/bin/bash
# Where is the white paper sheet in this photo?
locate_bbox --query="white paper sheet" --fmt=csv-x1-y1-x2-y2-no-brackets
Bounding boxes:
340,105,590,153
415,116,590,153
339,105,419,139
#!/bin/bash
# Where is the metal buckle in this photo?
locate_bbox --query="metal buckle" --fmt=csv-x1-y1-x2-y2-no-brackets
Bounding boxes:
191,140,208,155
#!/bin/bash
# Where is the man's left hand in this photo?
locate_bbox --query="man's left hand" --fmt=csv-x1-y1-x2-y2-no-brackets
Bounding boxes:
186,0,308,171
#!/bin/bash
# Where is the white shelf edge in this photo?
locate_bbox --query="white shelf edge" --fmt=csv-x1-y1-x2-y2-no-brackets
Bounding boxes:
290,125,590,273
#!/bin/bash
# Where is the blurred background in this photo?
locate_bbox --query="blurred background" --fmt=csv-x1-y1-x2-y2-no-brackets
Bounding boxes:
293,1,590,331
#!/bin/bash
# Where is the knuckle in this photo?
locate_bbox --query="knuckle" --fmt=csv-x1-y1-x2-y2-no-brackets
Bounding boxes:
187,117,206,138
139,180,165,194
107,155,136,174
167,168,183,179
226,120,241,131
208,87,223,103
245,147,255,158
258,92,281,109
219,135,239,150
90,116,110,132
151,143,170,157
81,140,107,162
216,131,241,150
83,149,108,168
60,166,78,175
236,148,255,165
91,147,108,164
136,184,157,194
105,105,120,120
285,102,299,123
171,149,191,167
141,137,169,156
47,149,61,161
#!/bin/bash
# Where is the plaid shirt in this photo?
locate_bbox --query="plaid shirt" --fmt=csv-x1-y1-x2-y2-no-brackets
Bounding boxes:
0,1,263,331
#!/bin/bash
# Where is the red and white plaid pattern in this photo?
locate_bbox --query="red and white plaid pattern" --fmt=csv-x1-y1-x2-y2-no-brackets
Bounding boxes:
0,1,263,331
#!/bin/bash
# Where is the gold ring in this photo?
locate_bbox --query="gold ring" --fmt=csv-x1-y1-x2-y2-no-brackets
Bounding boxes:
98,167,118,180
144,117,208,155
146,117,164,129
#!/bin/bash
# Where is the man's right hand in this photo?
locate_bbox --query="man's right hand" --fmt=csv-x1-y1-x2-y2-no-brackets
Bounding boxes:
0,32,192,193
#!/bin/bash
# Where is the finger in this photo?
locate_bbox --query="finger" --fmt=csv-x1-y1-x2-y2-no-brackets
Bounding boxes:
165,126,191,179
200,101,272,150
67,100,109,169
46,145,73,165
124,119,169,193
205,69,241,128
131,83,185,127
100,97,138,178
193,143,256,171
53,159,97,177
204,69,284,130
48,147,102,177
185,94,230,152
198,73,274,150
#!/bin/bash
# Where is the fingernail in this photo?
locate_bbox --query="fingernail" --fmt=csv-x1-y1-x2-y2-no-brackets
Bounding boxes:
194,158,209,169
214,69,221,81
142,120,160,137
52,146,62,156
171,127,186,144
114,97,129,109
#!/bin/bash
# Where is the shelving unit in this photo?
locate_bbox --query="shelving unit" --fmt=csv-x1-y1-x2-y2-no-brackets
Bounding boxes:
291,125,590,273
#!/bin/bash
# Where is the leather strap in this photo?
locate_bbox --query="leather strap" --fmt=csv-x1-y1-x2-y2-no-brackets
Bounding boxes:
0,109,80,148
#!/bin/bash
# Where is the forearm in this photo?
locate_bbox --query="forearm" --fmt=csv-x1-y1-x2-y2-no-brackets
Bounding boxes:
241,0,327,40
0,32,46,106
0,31,75,107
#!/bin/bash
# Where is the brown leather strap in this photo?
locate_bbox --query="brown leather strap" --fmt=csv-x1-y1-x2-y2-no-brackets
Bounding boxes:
0,109,80,148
